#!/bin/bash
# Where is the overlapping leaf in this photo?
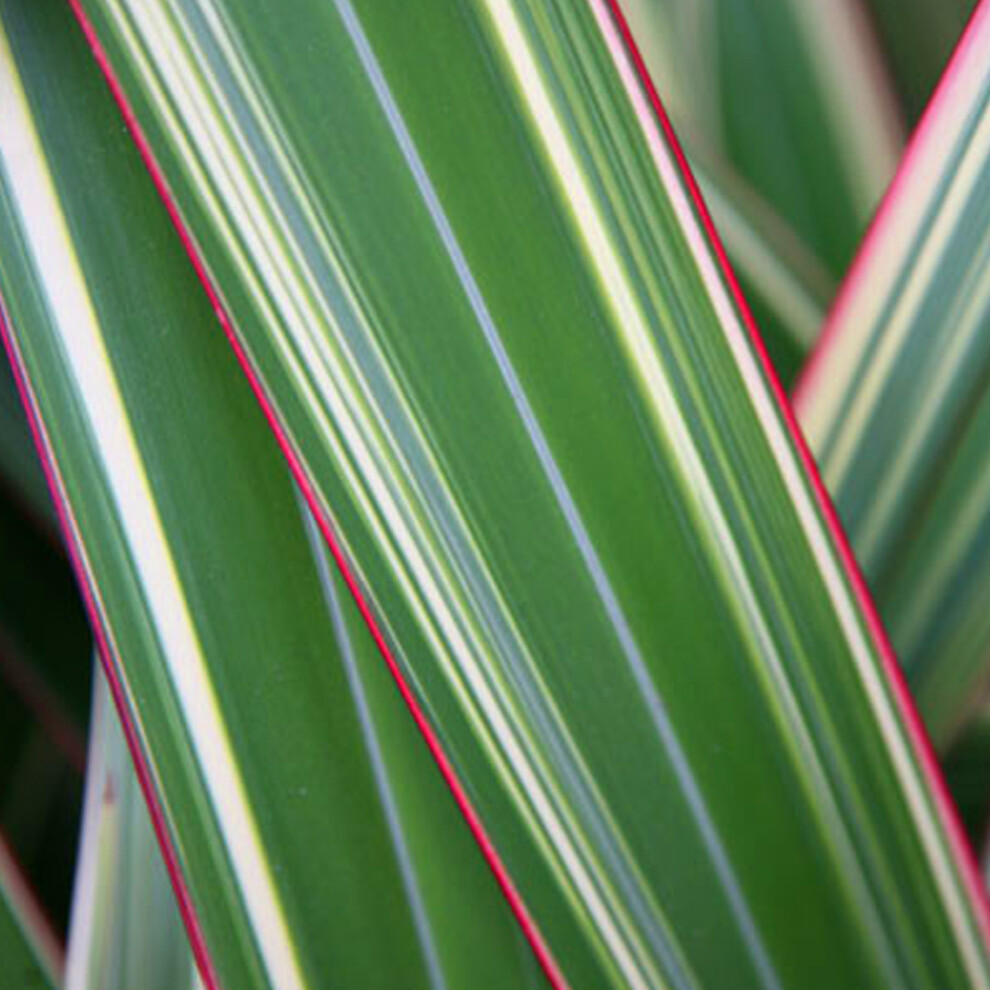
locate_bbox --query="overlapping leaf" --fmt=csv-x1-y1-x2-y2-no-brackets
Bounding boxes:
62,0,990,986
65,668,200,990
0,834,60,989
615,0,890,380
796,2,990,749
621,0,903,278
0,1,541,987
690,157,833,382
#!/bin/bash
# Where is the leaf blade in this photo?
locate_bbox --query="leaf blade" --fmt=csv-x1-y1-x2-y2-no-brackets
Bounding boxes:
795,1,990,748
0,2,543,986
65,0,990,985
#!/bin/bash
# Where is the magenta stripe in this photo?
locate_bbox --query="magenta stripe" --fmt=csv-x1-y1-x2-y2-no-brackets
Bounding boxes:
0,305,221,990
61,1,568,986
606,0,990,948
793,0,990,407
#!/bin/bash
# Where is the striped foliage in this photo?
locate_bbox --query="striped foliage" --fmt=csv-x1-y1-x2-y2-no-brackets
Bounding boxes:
795,2,990,749
0,1,539,987
620,0,903,278
66,668,201,990
57,0,990,986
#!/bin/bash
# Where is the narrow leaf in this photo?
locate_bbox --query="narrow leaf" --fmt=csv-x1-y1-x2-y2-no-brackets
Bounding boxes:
68,0,990,986
795,2,990,748
66,667,199,990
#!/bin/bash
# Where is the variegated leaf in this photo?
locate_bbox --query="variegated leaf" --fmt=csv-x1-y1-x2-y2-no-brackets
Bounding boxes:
796,1,990,749
62,0,990,986
0,1,540,986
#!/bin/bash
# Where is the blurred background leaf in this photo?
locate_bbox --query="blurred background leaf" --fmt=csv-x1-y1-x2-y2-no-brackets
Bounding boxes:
0,222,91,949
795,3,990,751
620,0,902,380
861,0,979,125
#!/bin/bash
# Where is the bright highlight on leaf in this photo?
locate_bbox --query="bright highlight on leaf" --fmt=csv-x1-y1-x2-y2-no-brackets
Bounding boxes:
2,0,990,988
0,1,542,987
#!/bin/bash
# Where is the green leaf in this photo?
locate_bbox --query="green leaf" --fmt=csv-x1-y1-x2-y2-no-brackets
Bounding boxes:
299,504,546,990
65,667,200,990
795,4,990,748
0,1,541,987
67,0,990,985
621,0,904,277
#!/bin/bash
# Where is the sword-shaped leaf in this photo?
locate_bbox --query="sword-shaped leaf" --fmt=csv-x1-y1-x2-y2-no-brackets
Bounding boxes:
0,1,540,986
67,0,990,985
65,668,200,990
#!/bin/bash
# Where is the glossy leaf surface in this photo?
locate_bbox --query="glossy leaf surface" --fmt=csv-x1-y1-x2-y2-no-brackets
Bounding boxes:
0,2,539,987
796,2,990,748
69,0,990,986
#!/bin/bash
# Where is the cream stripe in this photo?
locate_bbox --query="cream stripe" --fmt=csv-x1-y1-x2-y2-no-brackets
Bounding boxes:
105,5,675,985
798,14,990,444
588,2,986,982
0,28,306,990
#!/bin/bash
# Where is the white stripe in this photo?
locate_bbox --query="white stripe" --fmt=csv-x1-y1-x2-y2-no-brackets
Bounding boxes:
0,30,306,989
301,500,449,990
479,4,786,988
587,2,987,983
